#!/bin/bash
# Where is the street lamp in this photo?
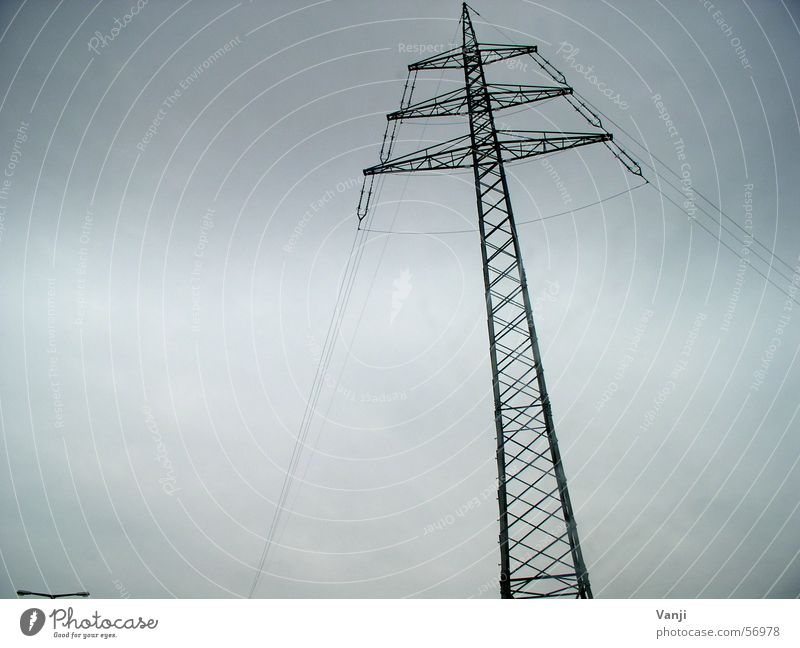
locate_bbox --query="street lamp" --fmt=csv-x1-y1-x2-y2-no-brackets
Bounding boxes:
16,590,90,599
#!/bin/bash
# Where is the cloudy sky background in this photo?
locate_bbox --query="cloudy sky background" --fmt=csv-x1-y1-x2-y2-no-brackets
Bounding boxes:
0,0,799,598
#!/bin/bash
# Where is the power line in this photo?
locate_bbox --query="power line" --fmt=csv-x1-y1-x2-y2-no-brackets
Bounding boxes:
361,180,648,235
474,5,797,278
247,161,391,597
647,181,800,308
560,89,800,302
247,60,427,596
632,154,799,288
572,92,797,276
246,222,368,598
269,18,466,558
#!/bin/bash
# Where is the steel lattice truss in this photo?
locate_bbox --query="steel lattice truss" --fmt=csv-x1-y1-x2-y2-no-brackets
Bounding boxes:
358,3,639,598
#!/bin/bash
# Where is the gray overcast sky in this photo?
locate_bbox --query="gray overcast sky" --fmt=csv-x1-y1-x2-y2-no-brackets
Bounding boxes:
1,0,799,599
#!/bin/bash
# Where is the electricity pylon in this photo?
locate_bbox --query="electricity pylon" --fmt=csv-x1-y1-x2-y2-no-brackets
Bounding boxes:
357,3,640,598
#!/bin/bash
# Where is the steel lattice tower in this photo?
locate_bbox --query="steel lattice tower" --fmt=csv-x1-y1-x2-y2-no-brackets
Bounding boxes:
357,3,640,598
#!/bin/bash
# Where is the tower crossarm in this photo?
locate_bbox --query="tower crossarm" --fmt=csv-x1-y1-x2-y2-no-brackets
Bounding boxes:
497,130,611,163
489,84,572,110
387,85,572,121
363,131,609,175
387,87,468,120
479,43,538,65
408,44,537,70
408,46,464,70
363,134,473,175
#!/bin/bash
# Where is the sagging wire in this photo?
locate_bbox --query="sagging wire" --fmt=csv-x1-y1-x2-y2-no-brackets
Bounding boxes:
248,20,462,594
574,91,798,277
514,33,799,300
247,95,406,598
360,180,649,235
